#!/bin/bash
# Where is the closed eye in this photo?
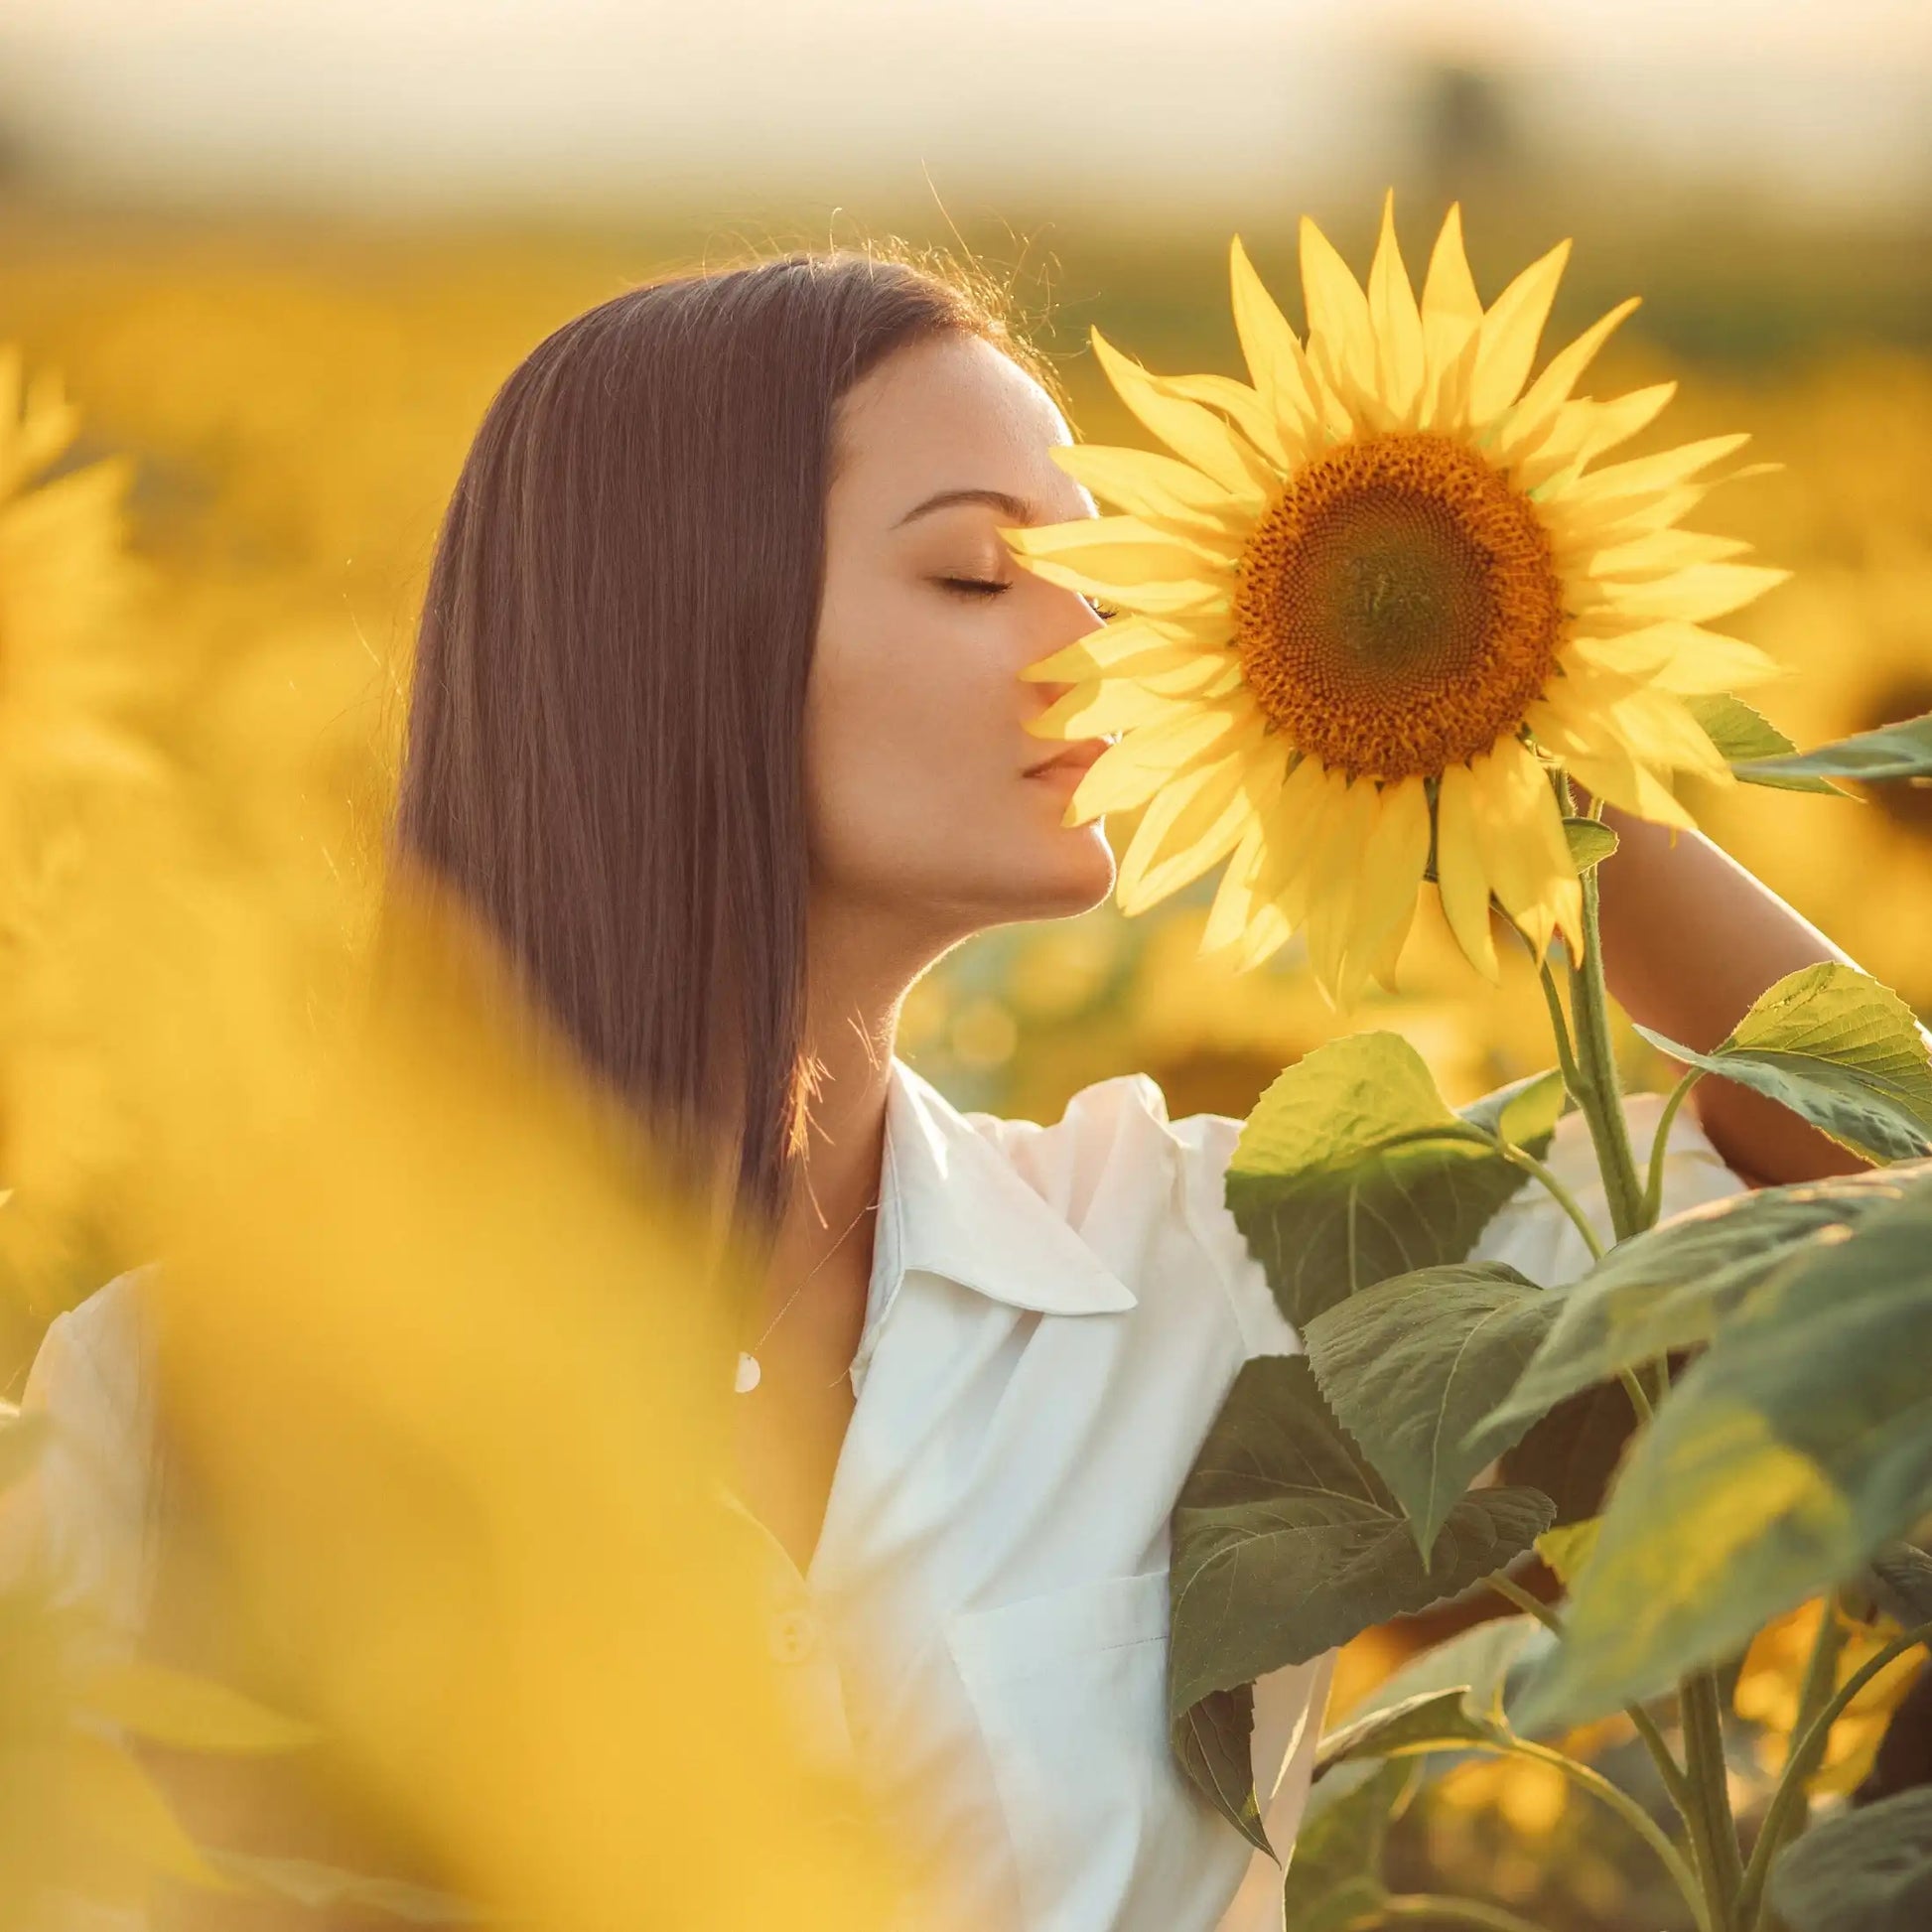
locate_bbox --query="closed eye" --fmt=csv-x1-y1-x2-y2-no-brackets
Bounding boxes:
937,577,1011,598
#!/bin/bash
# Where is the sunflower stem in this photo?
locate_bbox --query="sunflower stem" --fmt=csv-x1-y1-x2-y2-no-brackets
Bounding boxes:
1535,958,1587,1102
1554,774,1646,1245
1641,1065,1706,1232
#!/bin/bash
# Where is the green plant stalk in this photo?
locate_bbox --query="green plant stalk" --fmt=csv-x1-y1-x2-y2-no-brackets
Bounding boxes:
1376,1895,1555,1932
1747,1594,1850,1877
1543,771,1736,1931
1486,1572,1697,1847
1478,1733,1711,1928
1679,1668,1743,1932
1734,1616,1932,1930
1642,1065,1705,1231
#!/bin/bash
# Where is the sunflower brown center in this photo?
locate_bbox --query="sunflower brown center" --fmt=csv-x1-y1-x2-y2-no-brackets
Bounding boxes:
1232,433,1568,780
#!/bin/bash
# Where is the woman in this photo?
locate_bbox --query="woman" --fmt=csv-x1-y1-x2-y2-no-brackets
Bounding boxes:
12,247,1867,1931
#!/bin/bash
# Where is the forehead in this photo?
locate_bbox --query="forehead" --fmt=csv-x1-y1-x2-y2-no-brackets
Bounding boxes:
831,333,1090,526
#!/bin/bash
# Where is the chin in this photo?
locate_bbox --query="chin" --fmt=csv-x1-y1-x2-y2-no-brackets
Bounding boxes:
1019,825,1116,918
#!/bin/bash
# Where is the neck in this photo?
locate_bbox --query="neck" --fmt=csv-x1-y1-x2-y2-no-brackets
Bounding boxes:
758,896,939,1312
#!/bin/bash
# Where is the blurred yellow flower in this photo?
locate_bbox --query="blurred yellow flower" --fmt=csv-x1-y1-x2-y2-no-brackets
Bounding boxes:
1006,193,1786,1008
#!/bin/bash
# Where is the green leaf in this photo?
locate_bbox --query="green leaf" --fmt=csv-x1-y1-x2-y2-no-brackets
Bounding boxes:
1169,1355,1553,1838
1466,1166,1915,1458
1765,1786,1932,1932
1635,963,1932,1166
1306,1261,1557,1557
1280,1758,1414,1932
1736,711,1932,789
1563,817,1619,872
1227,1038,1560,1329
1315,1686,1506,1772
1469,1066,1569,1153
1687,693,1845,794
1515,1173,1932,1728
1171,1683,1262,1857
1865,1543,1932,1626
1500,1383,1643,1525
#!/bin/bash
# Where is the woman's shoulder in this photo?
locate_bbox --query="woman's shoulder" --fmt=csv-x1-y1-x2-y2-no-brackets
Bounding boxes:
958,1069,1302,1361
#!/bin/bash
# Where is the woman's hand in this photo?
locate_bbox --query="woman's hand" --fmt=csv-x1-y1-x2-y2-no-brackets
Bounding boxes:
1578,788,1873,1188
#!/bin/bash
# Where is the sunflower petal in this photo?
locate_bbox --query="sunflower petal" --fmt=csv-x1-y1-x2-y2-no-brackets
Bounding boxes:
1028,657,1245,742
1159,371,1300,473
1366,189,1427,429
1304,767,1378,1002
1118,736,1287,915
1495,296,1641,466
1583,528,1755,582
1009,551,1231,620
1420,203,1484,430
1203,753,1322,957
1469,737,1581,961
1563,432,1753,509
1519,382,1680,493
1340,775,1431,999
1046,443,1252,541
1019,617,1217,684
1300,213,1377,408
1436,762,1500,981
1469,237,1573,425
1001,512,1240,576
1065,702,1252,821
1368,887,1418,996
1229,234,1325,441
1566,623,1785,695
1089,329,1274,505
1595,561,1790,625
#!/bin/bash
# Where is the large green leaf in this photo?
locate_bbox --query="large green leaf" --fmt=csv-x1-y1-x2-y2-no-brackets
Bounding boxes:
1279,1758,1415,1932
1306,1261,1557,1557
1465,1167,1916,1461
1735,711,1932,789
1515,1175,1932,1728
1765,1786,1932,1932
1635,964,1932,1165
1687,693,1844,794
1865,1543,1932,1626
1226,1037,1563,1329
1169,1355,1553,1837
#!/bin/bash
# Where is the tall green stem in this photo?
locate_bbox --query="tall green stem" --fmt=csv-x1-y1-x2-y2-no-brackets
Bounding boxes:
1641,1065,1705,1232
1679,1669,1743,1932
1735,1617,1932,1930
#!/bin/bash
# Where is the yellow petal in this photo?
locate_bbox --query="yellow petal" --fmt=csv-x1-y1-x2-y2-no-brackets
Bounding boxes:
1065,701,1253,821
1469,736,1581,961
1546,482,1714,553
1202,752,1321,957
1118,736,1286,915
1420,203,1484,431
1303,766,1376,1001
1368,887,1418,997
1028,659,1244,741
1565,623,1785,695
1521,695,1692,830
1436,762,1500,981
1596,562,1790,626
1047,442,1252,541
1020,617,1220,684
1564,432,1753,509
1584,529,1755,583
1010,550,1232,620
1300,213,1376,409
1519,382,1679,493
1090,328,1273,505
1494,297,1641,468
1340,776,1432,1000
1366,189,1427,429
1001,512,1240,577
1469,237,1573,425
1229,234,1326,443
1159,370,1299,473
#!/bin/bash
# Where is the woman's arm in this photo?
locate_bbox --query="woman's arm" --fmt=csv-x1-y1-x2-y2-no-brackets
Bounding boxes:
1587,800,1872,1188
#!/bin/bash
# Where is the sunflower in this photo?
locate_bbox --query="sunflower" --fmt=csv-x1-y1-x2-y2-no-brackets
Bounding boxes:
1005,194,1787,1008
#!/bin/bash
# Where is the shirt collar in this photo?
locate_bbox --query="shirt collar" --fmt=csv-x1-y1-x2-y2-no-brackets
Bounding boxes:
877,1055,1138,1317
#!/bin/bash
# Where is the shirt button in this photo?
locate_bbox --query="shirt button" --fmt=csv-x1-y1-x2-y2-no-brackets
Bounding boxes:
770,1603,820,1666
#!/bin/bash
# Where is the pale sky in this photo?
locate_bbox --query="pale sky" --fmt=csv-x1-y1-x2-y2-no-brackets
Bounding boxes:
5,0,1930,217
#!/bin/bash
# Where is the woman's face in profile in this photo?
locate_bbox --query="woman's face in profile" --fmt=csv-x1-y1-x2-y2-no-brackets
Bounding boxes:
809,332,1115,947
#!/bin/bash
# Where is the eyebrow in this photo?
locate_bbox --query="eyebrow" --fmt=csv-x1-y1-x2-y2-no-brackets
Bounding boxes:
892,486,1040,529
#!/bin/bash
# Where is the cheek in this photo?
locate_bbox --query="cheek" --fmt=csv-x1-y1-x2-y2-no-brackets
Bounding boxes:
807,595,1026,886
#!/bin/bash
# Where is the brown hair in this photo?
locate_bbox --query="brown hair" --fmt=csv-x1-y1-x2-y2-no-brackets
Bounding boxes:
388,246,1052,1240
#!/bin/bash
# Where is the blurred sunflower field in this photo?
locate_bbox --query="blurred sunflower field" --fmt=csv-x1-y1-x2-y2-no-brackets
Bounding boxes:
1,186,1930,1928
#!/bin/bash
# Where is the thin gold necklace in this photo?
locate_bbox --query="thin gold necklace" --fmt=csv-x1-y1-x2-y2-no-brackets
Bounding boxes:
734,1191,880,1395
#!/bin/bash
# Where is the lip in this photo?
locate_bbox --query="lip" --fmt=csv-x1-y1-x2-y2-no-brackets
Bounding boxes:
1025,737,1114,779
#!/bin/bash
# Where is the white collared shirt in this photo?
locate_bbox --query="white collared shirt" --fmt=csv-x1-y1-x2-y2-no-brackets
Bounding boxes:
4,1056,1745,1932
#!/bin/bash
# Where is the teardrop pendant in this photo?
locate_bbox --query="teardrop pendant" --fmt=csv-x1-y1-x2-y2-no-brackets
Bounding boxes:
734,1350,761,1394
